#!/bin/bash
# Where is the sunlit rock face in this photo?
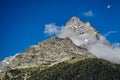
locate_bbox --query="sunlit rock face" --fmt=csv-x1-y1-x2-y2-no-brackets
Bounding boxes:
9,37,95,69
0,55,18,71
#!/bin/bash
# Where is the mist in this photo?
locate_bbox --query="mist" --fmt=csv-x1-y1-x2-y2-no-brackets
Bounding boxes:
88,43,120,63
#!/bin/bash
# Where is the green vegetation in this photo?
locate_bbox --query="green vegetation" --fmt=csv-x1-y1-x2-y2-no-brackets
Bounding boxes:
2,65,47,80
65,57,83,64
2,58,120,80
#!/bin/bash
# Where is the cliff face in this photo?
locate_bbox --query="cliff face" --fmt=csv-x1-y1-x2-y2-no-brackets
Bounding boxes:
9,37,95,69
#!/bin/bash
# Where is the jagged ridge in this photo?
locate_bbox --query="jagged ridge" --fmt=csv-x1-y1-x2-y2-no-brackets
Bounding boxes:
9,37,95,69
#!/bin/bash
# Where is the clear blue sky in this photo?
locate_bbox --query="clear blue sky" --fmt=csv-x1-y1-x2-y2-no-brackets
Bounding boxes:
0,0,120,60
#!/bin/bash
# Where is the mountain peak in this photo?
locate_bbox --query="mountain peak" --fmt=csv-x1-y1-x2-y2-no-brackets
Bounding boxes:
85,22,91,27
59,16,110,46
70,16,80,21
65,16,92,30
66,16,82,26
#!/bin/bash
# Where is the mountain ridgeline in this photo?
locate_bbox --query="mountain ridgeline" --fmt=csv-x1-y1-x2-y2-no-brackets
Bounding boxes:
9,37,95,69
0,16,120,80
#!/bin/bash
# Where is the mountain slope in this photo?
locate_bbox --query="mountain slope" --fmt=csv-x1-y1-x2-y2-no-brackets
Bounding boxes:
0,54,19,71
30,58,120,80
2,58,120,80
9,37,95,69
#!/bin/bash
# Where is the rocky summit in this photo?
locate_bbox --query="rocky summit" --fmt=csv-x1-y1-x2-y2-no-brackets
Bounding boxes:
59,16,109,46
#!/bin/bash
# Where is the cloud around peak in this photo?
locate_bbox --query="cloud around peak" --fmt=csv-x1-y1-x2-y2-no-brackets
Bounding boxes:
44,23,63,36
43,18,120,64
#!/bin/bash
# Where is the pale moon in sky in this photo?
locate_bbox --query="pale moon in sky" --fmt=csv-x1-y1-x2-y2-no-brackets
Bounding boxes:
107,5,111,8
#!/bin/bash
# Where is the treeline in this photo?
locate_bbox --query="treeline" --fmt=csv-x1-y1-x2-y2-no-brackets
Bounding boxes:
30,58,120,80
2,58,120,80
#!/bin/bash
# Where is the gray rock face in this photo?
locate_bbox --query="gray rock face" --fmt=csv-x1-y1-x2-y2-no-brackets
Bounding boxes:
0,56,15,71
9,37,95,69
65,16,97,35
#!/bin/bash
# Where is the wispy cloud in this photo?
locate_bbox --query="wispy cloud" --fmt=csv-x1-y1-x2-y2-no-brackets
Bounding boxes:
83,10,94,17
104,31,117,37
44,23,63,36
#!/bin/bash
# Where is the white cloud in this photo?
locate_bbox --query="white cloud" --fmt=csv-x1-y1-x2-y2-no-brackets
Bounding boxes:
44,23,63,36
59,26,120,64
88,43,120,64
83,10,94,17
59,27,98,46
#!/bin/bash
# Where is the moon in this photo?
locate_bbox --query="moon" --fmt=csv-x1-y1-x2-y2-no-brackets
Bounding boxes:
107,5,111,9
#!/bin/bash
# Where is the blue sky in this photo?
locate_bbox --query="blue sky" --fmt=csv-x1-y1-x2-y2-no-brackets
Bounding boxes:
0,0,120,60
